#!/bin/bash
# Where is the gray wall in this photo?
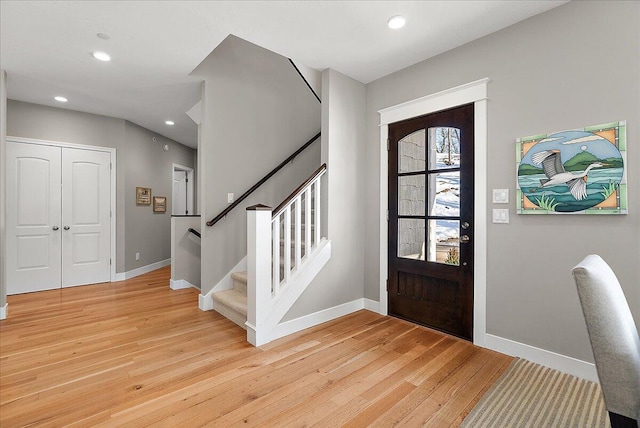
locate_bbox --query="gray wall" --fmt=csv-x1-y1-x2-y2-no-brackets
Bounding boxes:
284,68,366,320
6,100,196,274
193,35,321,296
364,0,640,362
171,216,201,287
123,121,195,271
0,70,6,309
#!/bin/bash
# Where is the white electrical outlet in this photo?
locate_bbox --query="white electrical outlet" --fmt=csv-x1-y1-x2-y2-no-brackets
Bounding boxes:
136,252,140,261
227,193,234,204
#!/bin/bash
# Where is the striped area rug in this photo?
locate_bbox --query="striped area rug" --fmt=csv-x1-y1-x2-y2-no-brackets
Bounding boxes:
461,358,610,428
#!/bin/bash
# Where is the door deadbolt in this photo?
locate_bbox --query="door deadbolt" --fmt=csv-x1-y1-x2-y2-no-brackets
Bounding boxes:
461,222,470,229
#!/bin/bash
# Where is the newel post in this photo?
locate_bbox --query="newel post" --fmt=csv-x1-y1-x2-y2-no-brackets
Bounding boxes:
246,204,272,346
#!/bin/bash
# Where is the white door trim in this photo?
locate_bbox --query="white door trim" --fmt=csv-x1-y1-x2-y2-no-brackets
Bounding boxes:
7,136,117,283
172,163,194,215
377,78,489,346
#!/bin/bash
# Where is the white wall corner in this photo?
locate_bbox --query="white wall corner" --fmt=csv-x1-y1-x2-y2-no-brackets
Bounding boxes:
170,279,199,290
186,101,202,125
485,333,598,383
199,293,214,311
0,303,7,320
363,298,380,313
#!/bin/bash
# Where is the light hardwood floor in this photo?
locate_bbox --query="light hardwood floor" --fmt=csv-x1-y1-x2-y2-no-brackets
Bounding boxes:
0,266,512,427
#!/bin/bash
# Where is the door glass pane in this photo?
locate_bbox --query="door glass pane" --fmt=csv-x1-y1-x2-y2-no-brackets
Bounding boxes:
398,218,425,260
398,175,425,216
398,129,426,173
426,219,459,265
427,172,460,216
428,127,460,170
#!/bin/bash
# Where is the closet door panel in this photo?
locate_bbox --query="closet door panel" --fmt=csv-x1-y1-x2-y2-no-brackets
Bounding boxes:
62,148,111,287
6,142,62,294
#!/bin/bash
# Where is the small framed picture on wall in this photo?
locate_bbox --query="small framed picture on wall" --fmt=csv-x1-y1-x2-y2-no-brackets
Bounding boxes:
153,196,167,213
136,187,151,205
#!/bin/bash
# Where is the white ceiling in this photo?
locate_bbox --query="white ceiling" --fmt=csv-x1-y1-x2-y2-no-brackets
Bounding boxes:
0,1,568,148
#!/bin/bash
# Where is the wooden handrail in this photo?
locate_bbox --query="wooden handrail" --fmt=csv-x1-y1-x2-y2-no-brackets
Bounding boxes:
272,163,326,218
206,131,321,227
188,228,201,238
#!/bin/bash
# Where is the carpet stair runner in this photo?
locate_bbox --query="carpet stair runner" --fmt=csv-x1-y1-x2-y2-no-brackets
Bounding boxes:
212,271,248,329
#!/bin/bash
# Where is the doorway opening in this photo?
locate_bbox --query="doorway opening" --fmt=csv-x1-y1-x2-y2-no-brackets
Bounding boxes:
172,164,194,215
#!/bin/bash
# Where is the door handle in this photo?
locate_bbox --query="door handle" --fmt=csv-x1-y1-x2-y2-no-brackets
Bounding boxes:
459,235,470,244
63,226,70,230
52,226,59,231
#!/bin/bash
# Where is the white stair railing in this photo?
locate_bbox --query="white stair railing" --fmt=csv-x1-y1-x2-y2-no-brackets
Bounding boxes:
246,164,327,346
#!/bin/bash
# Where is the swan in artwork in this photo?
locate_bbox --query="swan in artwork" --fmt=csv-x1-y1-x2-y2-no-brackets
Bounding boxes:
530,149,608,200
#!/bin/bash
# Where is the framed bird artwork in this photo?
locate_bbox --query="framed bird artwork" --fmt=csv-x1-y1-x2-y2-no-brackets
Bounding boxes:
516,121,627,214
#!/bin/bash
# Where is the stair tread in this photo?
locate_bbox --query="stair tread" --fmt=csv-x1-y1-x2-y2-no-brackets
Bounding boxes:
230,271,247,283
212,289,247,316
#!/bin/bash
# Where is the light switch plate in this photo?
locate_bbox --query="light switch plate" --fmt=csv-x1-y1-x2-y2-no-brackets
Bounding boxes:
493,189,509,204
227,193,234,204
493,209,509,224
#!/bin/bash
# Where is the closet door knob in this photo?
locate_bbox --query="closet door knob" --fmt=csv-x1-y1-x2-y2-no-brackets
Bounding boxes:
64,226,70,230
52,226,59,231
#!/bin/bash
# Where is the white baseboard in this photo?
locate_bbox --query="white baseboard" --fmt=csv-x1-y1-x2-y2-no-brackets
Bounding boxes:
484,333,598,383
272,298,366,341
170,279,199,290
363,298,380,313
0,303,7,320
198,256,247,312
114,258,171,281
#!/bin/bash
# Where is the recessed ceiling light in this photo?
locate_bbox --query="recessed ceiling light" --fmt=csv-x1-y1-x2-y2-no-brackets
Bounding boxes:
387,15,406,30
54,96,68,102
165,120,175,126
92,51,111,62
97,33,110,40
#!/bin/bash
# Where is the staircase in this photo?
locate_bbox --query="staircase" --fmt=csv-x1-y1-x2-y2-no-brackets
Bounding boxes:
212,271,247,329
210,164,330,346
212,221,313,330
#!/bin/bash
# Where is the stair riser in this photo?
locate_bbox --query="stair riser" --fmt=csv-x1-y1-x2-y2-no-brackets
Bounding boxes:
233,278,247,295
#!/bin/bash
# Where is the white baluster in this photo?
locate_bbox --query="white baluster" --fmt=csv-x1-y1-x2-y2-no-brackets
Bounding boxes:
314,179,321,248
304,187,311,259
283,206,291,284
294,196,302,270
272,215,280,293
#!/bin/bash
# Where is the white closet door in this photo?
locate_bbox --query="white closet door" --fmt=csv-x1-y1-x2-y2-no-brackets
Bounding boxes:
6,142,62,294
62,148,111,288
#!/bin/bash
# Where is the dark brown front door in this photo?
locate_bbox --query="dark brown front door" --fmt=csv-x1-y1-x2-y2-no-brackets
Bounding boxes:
388,103,474,341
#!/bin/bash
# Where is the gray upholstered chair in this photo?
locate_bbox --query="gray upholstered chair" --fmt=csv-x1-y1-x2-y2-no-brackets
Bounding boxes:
572,254,640,428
